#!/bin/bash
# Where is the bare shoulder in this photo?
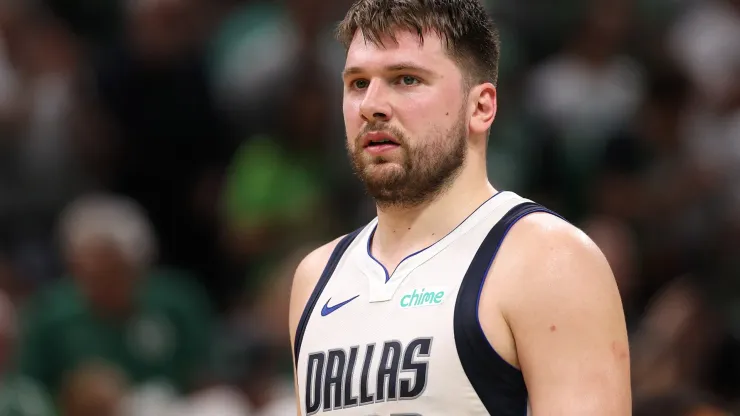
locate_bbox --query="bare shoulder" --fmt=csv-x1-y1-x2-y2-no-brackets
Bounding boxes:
488,212,631,414
292,235,349,294
289,235,347,343
498,211,618,305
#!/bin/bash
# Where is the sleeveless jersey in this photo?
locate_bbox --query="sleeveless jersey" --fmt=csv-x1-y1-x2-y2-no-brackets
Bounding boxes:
295,191,556,415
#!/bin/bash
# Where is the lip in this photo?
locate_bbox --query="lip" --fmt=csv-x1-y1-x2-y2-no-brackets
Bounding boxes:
361,131,400,148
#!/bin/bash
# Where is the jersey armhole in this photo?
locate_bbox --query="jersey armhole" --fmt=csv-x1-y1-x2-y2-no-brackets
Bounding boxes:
453,202,563,416
293,227,364,363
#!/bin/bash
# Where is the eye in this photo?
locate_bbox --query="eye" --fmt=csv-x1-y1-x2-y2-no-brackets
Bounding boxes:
398,75,420,86
351,79,370,89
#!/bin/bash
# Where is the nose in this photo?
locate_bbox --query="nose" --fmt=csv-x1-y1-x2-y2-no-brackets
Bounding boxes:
359,80,392,123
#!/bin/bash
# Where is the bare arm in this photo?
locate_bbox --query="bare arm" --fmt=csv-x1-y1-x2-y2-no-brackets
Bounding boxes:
500,214,631,415
288,237,344,416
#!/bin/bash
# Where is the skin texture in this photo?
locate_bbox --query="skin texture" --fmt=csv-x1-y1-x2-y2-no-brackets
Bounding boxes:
289,28,631,415
343,32,469,209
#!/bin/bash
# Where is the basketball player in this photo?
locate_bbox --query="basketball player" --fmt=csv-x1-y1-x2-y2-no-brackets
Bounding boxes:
289,1,631,414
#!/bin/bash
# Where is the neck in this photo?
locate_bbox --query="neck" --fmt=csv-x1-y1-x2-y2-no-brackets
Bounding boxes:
372,161,496,264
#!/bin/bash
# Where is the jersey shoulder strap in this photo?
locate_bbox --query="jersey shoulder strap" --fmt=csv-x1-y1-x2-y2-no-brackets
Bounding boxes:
454,201,563,416
294,226,365,362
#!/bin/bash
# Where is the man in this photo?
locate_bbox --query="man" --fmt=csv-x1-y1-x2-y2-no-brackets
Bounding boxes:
15,193,214,411
288,1,631,415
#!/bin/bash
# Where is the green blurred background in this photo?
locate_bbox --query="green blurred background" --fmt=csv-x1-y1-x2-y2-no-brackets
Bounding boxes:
0,0,739,414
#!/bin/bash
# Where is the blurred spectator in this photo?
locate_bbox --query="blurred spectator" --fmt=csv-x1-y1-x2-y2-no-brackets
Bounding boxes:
59,362,127,416
13,193,214,412
0,290,54,416
208,0,349,130
207,326,295,416
669,0,740,113
0,0,738,412
0,3,88,286
633,389,730,416
525,0,644,158
220,61,349,269
630,276,722,398
39,0,123,53
525,0,644,219
637,66,722,278
192,247,314,416
669,0,740,216
82,0,238,310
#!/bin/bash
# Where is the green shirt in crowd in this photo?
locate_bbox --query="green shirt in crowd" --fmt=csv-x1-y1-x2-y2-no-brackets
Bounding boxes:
13,269,213,404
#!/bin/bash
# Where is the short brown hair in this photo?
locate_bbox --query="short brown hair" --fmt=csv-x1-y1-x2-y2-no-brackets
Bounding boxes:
336,0,501,86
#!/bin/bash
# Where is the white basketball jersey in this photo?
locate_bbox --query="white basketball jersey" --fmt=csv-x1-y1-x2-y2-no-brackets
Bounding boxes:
295,191,553,415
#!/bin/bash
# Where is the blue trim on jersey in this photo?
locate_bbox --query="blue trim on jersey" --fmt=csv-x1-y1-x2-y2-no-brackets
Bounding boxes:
474,207,565,347
365,228,392,282
365,191,503,283
294,227,364,365
453,201,565,416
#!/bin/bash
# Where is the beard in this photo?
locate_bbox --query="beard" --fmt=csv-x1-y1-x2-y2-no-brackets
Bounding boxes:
347,110,467,209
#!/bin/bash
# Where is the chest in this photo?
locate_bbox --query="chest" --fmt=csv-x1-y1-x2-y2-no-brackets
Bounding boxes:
297,256,480,415
294,193,534,415
315,248,471,333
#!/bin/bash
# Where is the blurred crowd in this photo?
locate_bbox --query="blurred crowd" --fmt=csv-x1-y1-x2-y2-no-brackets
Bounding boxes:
0,0,738,414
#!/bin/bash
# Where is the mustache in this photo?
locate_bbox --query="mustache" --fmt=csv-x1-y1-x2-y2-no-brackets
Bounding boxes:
355,122,407,146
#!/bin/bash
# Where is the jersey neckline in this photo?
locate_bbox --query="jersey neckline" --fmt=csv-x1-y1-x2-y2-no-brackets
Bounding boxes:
356,190,518,302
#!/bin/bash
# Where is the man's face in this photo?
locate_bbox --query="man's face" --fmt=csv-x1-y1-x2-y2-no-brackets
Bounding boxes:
68,238,137,315
342,29,470,208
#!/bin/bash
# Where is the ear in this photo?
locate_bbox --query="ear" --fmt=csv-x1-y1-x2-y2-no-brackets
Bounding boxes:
469,82,497,136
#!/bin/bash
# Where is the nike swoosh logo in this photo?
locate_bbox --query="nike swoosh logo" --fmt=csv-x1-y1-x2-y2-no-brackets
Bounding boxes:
321,295,360,316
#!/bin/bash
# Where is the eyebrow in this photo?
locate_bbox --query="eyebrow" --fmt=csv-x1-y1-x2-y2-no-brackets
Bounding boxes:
342,62,435,79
